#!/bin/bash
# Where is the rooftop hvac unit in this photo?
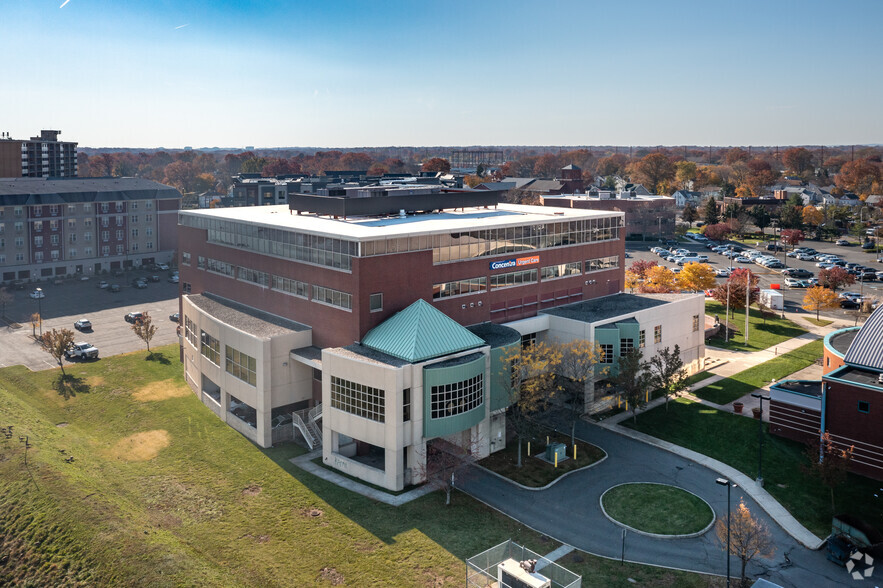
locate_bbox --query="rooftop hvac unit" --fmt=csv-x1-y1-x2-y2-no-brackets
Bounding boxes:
878,373,883,385
498,558,551,588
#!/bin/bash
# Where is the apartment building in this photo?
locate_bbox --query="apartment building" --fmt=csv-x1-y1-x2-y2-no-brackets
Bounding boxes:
0,177,181,283
0,130,78,178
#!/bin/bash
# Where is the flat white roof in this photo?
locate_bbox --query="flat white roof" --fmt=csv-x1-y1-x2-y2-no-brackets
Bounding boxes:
549,193,675,202
179,203,622,240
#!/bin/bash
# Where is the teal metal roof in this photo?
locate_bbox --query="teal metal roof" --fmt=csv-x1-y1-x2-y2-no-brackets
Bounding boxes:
362,299,485,362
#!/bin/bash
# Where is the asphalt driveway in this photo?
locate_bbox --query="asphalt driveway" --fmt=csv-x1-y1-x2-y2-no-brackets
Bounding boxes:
458,419,860,587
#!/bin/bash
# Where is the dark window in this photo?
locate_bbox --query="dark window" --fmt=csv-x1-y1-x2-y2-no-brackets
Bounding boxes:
600,344,614,364
521,333,536,349
620,338,634,355
370,292,383,312
403,388,411,422
859,400,870,414
312,368,322,381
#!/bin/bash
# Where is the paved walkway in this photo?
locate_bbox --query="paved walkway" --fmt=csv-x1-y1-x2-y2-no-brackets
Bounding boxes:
289,449,436,506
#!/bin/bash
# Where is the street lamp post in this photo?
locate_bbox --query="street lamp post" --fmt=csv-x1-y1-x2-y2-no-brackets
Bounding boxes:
35,287,42,338
715,477,733,588
750,393,770,485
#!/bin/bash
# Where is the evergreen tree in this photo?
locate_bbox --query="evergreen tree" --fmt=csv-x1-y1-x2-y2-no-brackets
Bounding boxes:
703,197,719,225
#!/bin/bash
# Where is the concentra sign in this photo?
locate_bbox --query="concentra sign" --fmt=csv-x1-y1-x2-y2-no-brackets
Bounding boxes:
489,255,540,270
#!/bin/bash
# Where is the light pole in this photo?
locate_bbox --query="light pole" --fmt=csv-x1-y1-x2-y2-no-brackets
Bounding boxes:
715,477,733,588
750,393,770,485
35,287,42,338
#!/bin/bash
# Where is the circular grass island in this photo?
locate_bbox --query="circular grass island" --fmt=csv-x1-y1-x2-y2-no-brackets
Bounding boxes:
600,483,714,537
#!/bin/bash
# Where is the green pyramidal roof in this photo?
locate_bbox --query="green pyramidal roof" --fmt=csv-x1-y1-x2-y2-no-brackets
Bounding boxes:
361,299,485,362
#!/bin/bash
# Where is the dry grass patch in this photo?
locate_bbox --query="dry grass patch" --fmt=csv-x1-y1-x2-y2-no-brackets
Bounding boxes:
241,484,262,497
318,567,345,585
86,375,106,388
109,429,170,461
133,379,190,402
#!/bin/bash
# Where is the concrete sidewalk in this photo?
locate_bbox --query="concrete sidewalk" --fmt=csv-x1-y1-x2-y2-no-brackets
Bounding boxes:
596,420,825,550
289,449,435,506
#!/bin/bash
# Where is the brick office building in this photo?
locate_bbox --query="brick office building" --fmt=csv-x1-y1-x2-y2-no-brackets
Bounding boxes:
176,187,704,490
770,309,883,480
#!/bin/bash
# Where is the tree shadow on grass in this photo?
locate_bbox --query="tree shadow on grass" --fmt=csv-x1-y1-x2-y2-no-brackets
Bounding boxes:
146,351,171,365
54,374,91,400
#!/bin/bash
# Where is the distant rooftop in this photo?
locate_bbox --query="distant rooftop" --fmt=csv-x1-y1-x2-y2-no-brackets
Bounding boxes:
179,202,622,241
844,305,883,371
0,177,181,205
187,292,310,338
542,293,699,323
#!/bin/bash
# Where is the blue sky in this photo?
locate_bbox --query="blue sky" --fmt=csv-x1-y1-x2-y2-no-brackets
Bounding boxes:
1,0,881,148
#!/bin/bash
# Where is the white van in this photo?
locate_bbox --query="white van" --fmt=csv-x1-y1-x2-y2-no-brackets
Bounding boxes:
677,256,703,265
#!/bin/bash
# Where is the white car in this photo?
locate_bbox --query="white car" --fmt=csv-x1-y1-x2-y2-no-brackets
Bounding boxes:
29,290,45,299
796,253,816,261
74,319,92,331
98,280,109,289
715,268,731,277
784,277,805,287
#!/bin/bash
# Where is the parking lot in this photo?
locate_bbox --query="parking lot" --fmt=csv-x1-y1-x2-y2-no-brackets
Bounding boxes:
0,269,181,371
627,236,883,321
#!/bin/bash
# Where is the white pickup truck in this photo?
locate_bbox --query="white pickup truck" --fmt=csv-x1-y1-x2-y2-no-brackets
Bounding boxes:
65,342,99,360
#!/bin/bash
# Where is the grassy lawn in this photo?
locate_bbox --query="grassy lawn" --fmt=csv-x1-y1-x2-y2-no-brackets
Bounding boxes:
602,483,713,535
693,339,823,405
0,344,721,587
624,398,883,538
705,301,807,352
686,371,715,387
478,434,605,487
803,317,833,327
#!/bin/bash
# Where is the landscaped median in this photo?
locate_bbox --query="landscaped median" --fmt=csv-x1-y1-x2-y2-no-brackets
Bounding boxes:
693,338,823,405
600,482,714,537
623,398,883,538
478,435,606,488
704,301,807,352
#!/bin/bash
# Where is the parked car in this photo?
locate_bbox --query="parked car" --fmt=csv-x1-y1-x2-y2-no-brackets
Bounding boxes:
65,342,99,360
796,253,816,261
29,289,45,299
168,275,179,284
715,268,731,277
98,280,109,289
783,268,813,279
169,312,180,323
124,311,144,323
862,241,876,250
74,319,92,331
836,239,851,246
157,263,169,271
109,284,121,293
766,243,783,251
670,266,682,274
784,277,806,287
735,256,752,263
148,275,161,282
133,280,148,289
840,298,860,309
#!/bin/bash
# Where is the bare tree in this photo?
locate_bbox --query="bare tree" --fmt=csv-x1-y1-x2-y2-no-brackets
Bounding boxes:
0,287,12,321
417,438,478,506
649,345,689,410
131,311,157,352
40,328,75,376
716,499,775,587
555,340,603,446
613,347,652,423
803,431,854,514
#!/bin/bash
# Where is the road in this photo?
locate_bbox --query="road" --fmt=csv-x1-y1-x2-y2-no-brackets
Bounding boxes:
0,270,180,370
627,237,883,321
460,419,863,587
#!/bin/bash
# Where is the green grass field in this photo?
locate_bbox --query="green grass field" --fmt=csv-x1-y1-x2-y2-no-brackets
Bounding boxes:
0,344,722,587
693,339,823,404
624,398,883,538
704,301,807,352
602,483,713,535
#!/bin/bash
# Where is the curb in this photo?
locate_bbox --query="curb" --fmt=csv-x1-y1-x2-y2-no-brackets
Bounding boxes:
473,446,609,492
598,482,716,540
597,421,825,550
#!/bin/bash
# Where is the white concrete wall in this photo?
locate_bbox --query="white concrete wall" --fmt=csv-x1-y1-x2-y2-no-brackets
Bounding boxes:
181,296,313,448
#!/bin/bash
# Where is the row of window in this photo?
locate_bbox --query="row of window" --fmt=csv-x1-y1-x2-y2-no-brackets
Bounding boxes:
180,214,624,271
196,255,353,311
191,325,258,387
431,256,620,300
330,376,385,423
0,202,153,218
430,374,484,419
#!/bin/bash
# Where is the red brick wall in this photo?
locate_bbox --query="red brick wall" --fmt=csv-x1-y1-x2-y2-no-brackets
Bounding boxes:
825,381,883,480
769,399,821,444
823,347,846,376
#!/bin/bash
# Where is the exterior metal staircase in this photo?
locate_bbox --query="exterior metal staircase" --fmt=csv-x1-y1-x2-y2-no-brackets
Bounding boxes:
293,404,323,450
